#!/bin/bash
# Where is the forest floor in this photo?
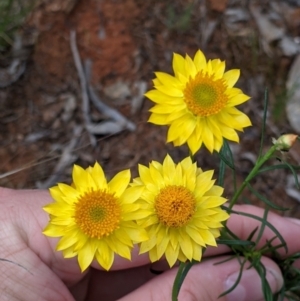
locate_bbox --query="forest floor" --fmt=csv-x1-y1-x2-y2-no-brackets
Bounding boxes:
1,0,300,218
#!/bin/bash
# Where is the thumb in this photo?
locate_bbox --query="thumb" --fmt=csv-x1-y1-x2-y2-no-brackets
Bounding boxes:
119,255,283,301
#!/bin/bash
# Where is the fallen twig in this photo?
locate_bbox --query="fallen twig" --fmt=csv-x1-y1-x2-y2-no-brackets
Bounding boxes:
36,125,82,189
69,30,96,146
0,34,27,88
84,59,136,133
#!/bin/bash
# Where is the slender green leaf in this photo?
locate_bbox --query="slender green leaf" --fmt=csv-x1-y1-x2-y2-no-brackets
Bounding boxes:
228,208,288,253
217,239,254,246
258,89,268,159
217,155,226,187
219,258,247,297
217,140,235,170
258,164,300,174
284,161,300,189
255,207,269,246
254,262,273,301
247,183,289,211
246,226,258,242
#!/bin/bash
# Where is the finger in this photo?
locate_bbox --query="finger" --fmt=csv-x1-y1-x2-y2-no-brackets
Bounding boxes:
73,260,174,300
118,255,283,301
0,188,85,285
94,204,300,270
204,204,300,258
3,257,76,301
6,188,300,274
84,263,158,300
0,226,75,301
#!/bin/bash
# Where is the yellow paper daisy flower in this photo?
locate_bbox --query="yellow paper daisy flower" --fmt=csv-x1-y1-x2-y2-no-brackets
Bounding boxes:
145,49,252,154
43,162,148,272
131,154,229,267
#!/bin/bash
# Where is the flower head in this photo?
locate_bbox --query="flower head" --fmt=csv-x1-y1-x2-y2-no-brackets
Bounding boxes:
131,154,229,267
43,162,148,272
145,50,252,154
273,134,298,152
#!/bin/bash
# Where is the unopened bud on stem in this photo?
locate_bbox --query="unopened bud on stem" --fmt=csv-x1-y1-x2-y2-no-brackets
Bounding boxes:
272,134,298,151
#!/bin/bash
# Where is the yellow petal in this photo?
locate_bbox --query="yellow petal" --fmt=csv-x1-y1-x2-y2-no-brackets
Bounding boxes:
178,231,193,260
73,233,88,251
195,170,215,198
227,93,250,106
211,59,225,79
55,184,79,204
192,242,202,261
185,54,197,78
213,136,223,152
106,236,131,259
120,186,143,204
162,155,176,180
205,60,213,75
201,196,227,208
62,246,77,258
95,243,114,271
165,109,188,123
49,186,65,203
72,165,88,189
223,69,240,88
201,119,215,153
138,164,154,186
155,72,182,88
108,169,130,197
43,224,65,237
113,228,132,246
193,49,207,72
157,233,169,259
200,229,217,247
204,185,224,197
165,243,180,267
169,228,179,249
187,123,203,154
149,103,185,114
149,164,164,186
218,110,251,130
145,89,180,104
149,247,159,262
43,202,71,215
220,126,240,142
123,224,148,242
173,52,187,78
167,117,195,143
140,215,158,228
56,233,78,251
154,83,184,97
139,235,157,254
148,113,170,125
185,226,206,246
90,162,107,188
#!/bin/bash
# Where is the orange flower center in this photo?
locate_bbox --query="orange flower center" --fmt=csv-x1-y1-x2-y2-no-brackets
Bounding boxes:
184,72,228,117
155,185,196,228
75,189,121,239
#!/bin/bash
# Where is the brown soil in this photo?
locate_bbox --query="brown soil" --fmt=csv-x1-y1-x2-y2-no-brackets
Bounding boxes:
1,0,300,218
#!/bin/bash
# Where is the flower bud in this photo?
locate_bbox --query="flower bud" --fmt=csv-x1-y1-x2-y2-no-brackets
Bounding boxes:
272,134,298,151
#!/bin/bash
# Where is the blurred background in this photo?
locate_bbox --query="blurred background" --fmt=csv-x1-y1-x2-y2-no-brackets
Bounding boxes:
1,0,300,217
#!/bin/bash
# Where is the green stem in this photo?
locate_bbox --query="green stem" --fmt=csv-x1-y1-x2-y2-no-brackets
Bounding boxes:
229,144,277,209
172,262,185,301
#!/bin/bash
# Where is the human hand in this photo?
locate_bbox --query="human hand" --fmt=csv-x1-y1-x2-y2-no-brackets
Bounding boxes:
0,187,299,301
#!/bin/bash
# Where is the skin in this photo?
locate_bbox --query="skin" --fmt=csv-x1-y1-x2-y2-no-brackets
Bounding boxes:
0,187,299,301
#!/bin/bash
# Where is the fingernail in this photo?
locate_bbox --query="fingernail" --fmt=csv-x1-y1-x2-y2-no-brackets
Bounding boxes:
224,268,283,301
